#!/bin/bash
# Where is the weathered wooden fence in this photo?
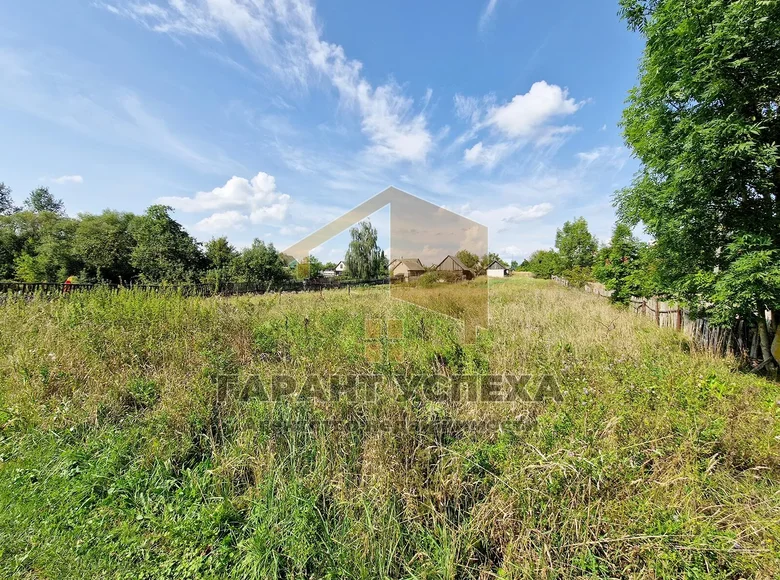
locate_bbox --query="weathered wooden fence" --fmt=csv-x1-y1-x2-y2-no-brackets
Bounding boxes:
551,276,771,361
0,278,391,298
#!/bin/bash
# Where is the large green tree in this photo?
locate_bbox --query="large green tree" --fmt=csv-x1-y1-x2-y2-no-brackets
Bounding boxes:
232,239,289,285
344,221,387,280
129,205,204,283
73,211,136,283
555,217,598,270
204,236,237,287
618,0,780,366
24,187,65,215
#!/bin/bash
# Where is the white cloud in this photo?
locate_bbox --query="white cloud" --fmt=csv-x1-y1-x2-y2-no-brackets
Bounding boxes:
500,245,524,258
194,210,249,233
463,202,554,232
479,0,500,31
485,81,582,139
576,146,627,169
463,141,513,170
161,171,291,230
51,175,83,184
105,0,433,163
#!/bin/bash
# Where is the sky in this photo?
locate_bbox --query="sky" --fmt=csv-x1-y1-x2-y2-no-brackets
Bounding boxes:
0,0,645,264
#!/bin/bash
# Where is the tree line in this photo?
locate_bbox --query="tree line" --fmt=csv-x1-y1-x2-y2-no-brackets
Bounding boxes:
524,0,780,369
0,184,387,285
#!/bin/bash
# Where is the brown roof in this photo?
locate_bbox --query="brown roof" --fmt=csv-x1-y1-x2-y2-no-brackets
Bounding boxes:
393,258,425,272
436,254,471,272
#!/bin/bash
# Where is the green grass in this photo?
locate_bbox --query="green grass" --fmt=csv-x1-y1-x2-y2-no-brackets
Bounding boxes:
0,277,778,578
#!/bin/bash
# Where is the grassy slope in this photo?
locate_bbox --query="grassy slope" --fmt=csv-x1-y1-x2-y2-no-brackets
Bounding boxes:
0,277,778,579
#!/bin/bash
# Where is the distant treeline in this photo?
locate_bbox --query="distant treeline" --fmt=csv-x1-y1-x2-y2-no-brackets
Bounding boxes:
0,184,319,285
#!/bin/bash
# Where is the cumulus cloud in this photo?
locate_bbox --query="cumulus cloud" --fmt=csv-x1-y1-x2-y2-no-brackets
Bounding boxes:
104,0,433,163
51,175,83,184
161,172,291,234
455,81,584,171
485,81,581,139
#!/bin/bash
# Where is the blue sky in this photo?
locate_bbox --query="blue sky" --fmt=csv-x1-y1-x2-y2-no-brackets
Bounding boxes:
0,0,644,263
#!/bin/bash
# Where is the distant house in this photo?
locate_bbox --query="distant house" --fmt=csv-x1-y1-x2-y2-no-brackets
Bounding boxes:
487,259,510,278
388,258,401,272
334,261,346,276
390,258,425,282
436,255,475,280
322,269,337,278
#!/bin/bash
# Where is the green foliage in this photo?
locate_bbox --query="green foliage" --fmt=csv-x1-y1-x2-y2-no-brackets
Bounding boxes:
455,249,479,270
73,211,136,282
593,223,660,303
231,239,290,285
344,220,387,280
0,183,17,216
617,0,780,360
294,255,323,280
204,237,238,286
711,235,780,325
129,205,205,283
24,187,64,215
555,217,597,270
525,249,563,279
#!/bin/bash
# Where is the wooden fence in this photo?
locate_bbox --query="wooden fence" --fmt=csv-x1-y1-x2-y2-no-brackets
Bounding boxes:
0,278,391,298
551,276,770,361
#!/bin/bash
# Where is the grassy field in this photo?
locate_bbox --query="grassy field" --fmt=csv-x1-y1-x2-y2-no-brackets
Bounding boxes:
0,276,778,579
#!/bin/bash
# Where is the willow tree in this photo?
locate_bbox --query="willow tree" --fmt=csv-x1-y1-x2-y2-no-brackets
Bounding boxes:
344,220,387,280
617,0,780,367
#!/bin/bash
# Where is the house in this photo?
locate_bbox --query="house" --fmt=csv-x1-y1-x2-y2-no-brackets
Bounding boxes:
390,258,425,281
487,259,510,278
388,258,401,272
436,255,475,280
322,269,337,278
334,261,346,276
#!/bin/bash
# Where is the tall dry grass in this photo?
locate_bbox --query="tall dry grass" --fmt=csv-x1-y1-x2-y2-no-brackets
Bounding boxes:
0,276,778,578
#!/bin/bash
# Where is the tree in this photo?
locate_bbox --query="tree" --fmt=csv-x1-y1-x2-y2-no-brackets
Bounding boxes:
232,239,290,285
526,249,562,279
456,250,480,270
344,221,387,280
295,255,323,279
594,223,642,303
7,211,78,282
618,0,780,367
0,183,17,215
510,260,519,271
555,217,597,270
204,237,237,286
73,211,136,282
129,205,204,283
24,187,65,215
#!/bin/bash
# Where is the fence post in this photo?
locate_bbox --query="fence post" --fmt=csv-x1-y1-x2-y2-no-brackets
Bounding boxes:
642,299,646,316
655,298,661,326
676,307,682,331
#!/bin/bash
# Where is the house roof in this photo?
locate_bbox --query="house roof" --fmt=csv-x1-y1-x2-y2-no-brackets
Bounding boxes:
334,261,346,269
488,259,509,269
436,254,471,271
392,258,425,271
